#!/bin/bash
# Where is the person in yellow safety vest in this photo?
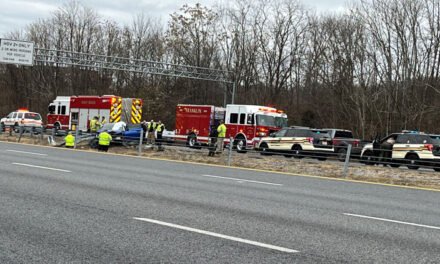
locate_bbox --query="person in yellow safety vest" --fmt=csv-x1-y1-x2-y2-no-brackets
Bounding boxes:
147,119,156,145
64,131,75,148
90,116,99,133
101,116,106,127
155,120,165,150
217,120,227,153
98,131,112,152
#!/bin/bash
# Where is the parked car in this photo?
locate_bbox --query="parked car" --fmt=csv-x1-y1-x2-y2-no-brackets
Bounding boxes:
360,131,440,171
1,108,43,132
323,128,363,161
256,126,333,160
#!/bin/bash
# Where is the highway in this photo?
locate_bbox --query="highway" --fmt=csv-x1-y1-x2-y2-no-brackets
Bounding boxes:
0,141,439,263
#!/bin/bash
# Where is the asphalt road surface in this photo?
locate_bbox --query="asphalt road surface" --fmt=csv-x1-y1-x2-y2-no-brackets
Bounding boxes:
1,141,439,263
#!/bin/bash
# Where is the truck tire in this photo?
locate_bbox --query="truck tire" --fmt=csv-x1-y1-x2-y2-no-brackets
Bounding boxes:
406,153,420,170
235,136,247,153
187,134,201,149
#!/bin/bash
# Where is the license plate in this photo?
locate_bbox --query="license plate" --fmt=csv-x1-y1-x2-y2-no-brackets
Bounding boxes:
322,141,327,145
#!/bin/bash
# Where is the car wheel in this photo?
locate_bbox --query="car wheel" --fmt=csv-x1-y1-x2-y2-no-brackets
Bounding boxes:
13,123,19,133
292,145,304,159
89,138,99,149
362,150,376,165
235,137,247,153
259,142,272,156
337,148,347,162
434,167,440,172
406,153,420,170
317,157,327,161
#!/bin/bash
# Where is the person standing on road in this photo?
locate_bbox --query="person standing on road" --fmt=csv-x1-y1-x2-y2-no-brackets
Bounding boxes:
217,120,227,153
147,119,156,145
64,131,75,148
98,131,112,152
155,120,165,151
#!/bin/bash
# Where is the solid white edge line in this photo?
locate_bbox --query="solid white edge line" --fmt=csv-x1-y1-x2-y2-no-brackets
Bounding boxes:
133,217,298,253
7,149,48,156
12,162,71,173
344,213,440,230
202,174,283,186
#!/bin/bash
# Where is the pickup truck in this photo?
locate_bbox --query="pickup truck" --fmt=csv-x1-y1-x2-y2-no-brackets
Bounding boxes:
323,129,363,161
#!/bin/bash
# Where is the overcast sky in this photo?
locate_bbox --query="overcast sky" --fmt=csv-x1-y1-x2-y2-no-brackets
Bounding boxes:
0,0,349,38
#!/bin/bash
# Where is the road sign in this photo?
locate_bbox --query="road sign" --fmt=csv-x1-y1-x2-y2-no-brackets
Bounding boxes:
0,39,34,66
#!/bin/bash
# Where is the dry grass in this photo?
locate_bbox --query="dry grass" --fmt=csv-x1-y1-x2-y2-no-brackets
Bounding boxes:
2,133,440,190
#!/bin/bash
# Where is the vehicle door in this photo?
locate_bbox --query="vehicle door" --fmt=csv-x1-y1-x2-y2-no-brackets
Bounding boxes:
392,134,409,159
269,128,288,150
17,112,24,126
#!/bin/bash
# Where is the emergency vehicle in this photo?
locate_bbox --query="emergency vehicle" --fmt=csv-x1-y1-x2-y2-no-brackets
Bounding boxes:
173,104,288,152
1,108,43,131
47,95,143,131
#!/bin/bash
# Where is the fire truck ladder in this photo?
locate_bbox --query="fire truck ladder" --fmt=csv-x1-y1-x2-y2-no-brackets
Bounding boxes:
33,48,236,103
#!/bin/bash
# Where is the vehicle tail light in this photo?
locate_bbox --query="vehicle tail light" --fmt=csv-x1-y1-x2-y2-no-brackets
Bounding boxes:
354,140,360,147
306,137,313,144
424,144,434,151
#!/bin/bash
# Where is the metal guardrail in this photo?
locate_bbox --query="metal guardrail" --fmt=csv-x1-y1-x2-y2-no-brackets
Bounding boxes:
2,126,440,175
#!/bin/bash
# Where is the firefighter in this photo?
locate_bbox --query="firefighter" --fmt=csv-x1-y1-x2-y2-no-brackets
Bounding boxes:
217,120,227,153
147,119,156,145
90,116,99,133
98,130,112,152
155,120,165,151
64,131,75,148
101,116,107,127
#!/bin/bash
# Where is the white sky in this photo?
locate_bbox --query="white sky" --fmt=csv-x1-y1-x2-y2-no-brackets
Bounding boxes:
0,0,349,38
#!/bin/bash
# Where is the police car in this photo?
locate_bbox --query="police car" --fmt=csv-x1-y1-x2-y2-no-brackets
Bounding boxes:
256,126,333,160
0,109,43,132
360,131,440,171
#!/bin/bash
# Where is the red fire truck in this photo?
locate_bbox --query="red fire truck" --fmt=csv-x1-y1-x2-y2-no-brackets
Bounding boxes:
173,104,288,152
47,95,143,131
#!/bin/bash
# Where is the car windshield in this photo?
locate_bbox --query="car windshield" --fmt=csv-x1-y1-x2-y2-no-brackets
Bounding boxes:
430,135,440,145
256,115,288,127
24,113,42,120
311,130,331,139
334,131,353,138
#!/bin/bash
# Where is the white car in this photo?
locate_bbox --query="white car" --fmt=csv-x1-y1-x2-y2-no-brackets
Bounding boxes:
1,109,43,131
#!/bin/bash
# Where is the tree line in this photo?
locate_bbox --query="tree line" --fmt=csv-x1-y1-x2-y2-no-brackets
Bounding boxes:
1,0,440,139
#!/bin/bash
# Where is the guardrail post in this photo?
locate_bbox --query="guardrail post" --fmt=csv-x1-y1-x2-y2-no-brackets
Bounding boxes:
9,126,13,136
343,144,352,177
0,123,3,135
74,125,80,149
138,129,144,156
18,126,24,142
227,137,233,166
52,128,56,138
30,127,34,138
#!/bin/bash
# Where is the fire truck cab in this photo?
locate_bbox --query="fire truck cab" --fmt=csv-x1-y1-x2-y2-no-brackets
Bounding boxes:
174,104,288,152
